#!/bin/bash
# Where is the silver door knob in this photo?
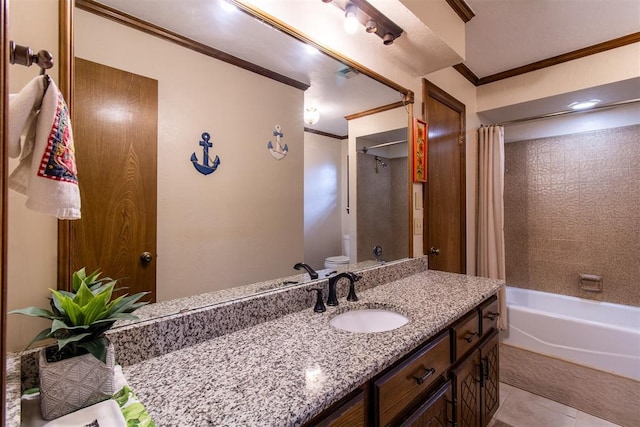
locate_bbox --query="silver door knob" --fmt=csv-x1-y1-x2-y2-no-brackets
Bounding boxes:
140,252,153,263
429,247,440,256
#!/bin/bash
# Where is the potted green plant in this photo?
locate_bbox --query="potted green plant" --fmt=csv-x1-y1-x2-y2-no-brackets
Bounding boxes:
10,268,148,420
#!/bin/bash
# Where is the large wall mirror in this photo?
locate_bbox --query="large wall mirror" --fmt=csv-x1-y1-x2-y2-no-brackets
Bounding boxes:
6,0,415,345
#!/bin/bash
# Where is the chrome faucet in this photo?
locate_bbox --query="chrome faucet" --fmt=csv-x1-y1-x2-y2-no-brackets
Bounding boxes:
327,272,361,306
293,262,318,280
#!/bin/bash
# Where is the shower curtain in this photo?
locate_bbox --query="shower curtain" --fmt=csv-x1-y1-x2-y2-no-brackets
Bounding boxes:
476,125,507,330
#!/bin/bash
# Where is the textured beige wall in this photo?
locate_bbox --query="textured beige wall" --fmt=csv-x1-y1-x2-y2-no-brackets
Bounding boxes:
504,124,640,306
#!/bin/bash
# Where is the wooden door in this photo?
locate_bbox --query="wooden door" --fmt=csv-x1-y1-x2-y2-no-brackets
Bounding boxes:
423,80,466,274
68,58,157,301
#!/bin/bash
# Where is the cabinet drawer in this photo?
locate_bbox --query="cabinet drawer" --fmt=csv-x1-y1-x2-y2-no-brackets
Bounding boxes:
451,309,480,362
374,331,450,426
479,295,500,337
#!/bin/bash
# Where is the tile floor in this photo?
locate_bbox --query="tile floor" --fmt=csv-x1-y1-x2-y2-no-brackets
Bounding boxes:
488,383,621,427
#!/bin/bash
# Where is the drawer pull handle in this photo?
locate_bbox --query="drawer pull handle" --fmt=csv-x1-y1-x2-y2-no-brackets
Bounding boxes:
413,367,436,385
486,312,500,321
482,356,490,381
462,331,479,343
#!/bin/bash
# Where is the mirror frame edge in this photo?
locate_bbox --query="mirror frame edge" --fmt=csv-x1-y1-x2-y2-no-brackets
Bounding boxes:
55,0,417,290
1,0,8,419
57,0,73,292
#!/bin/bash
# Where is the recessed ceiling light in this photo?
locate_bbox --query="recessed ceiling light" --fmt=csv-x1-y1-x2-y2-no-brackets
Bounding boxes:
568,99,601,110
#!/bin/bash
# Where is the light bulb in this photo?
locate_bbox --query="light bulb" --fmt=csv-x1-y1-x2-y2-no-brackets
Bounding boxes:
304,107,320,125
344,4,359,34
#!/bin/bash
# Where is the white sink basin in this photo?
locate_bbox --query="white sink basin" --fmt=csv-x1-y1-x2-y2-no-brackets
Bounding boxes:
330,308,409,333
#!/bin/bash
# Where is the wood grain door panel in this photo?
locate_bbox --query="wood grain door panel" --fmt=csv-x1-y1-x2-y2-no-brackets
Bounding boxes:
71,58,157,301
423,80,466,274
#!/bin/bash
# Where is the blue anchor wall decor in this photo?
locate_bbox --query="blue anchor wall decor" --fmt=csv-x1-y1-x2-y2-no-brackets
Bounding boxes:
267,124,288,160
190,132,220,175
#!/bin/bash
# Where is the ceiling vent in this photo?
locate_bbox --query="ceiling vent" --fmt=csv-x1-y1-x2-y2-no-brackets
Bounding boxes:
336,67,360,79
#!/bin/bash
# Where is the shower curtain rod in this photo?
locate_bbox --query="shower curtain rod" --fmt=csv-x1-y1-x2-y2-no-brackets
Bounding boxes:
359,139,407,153
494,98,640,127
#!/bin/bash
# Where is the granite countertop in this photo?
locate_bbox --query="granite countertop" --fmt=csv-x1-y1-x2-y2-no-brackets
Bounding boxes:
122,270,503,426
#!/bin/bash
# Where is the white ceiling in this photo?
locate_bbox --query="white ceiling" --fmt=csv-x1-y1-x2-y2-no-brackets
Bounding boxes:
464,0,640,78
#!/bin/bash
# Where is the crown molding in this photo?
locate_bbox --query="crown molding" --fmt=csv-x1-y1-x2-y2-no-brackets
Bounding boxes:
455,32,640,86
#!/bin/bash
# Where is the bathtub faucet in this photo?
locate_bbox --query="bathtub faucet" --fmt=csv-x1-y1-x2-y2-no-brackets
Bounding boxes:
293,262,318,280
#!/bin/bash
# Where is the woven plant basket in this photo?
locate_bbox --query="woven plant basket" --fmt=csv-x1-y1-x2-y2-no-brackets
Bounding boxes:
39,341,115,420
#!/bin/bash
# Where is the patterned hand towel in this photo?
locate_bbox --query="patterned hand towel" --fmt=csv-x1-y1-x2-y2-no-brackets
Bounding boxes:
9,75,81,219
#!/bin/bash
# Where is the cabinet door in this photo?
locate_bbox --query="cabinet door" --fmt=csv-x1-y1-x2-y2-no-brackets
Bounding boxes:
399,381,454,427
480,330,500,427
452,348,481,427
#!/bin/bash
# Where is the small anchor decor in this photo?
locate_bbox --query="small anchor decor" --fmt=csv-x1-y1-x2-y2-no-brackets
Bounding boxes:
267,124,288,160
190,132,220,175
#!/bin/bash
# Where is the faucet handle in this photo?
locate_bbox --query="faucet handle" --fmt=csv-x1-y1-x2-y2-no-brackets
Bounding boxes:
307,288,326,313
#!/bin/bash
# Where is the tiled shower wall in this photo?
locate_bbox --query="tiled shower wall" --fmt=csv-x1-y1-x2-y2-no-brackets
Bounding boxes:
357,153,409,262
504,124,640,307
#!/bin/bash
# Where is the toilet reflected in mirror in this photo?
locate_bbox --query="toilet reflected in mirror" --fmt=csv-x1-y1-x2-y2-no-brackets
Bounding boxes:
324,235,350,269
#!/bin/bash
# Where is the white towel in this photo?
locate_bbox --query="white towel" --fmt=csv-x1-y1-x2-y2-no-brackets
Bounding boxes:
9,75,81,219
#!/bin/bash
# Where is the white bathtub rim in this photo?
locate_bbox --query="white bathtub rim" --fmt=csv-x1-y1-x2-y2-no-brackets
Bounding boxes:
505,286,640,330
507,305,639,335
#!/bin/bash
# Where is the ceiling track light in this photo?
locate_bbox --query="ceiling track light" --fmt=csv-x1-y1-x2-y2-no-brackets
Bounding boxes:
344,3,359,34
365,19,377,33
322,0,403,45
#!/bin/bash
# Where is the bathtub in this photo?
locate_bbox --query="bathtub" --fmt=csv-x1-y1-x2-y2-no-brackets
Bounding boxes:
501,286,640,381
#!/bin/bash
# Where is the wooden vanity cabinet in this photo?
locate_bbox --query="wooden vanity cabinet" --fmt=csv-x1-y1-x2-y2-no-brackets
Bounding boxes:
451,295,500,427
306,295,500,427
